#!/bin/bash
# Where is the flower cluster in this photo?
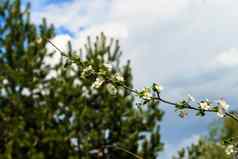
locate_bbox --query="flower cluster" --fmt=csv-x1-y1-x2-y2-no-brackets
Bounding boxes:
137,83,163,101
217,99,230,118
81,65,95,78
139,87,152,100
113,73,124,82
199,100,211,110
91,77,104,89
81,64,124,95
197,98,230,118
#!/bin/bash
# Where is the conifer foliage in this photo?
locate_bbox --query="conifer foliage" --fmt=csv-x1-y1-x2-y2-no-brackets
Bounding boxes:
0,0,163,158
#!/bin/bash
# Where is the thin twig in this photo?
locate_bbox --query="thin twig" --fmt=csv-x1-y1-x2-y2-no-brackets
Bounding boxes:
106,145,143,159
48,40,66,56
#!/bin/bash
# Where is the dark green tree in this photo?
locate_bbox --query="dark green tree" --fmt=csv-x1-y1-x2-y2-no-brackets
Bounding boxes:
0,0,163,158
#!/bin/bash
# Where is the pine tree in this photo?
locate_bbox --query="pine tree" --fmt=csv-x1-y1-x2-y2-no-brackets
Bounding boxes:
0,0,163,158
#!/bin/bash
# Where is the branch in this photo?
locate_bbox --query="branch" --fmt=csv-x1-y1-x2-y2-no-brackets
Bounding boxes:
48,39,238,122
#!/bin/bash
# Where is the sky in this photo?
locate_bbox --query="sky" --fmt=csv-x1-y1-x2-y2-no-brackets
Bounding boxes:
23,0,238,158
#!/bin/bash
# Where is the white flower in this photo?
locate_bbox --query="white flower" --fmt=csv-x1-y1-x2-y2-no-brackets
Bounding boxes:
113,73,124,82
106,83,117,95
217,99,229,118
81,65,94,78
199,101,210,110
187,94,195,102
225,145,234,155
104,63,112,71
141,87,151,100
91,77,104,89
154,83,163,92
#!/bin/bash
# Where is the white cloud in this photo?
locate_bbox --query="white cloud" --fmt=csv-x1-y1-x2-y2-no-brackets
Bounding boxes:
32,0,109,32
111,0,189,19
78,22,128,39
70,22,129,51
215,48,238,67
32,0,191,43
32,1,81,32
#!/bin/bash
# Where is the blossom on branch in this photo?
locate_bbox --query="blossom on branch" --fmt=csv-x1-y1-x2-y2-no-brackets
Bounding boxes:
153,83,163,93
199,101,210,110
140,87,152,100
92,77,104,89
81,65,94,78
113,73,124,82
217,99,229,118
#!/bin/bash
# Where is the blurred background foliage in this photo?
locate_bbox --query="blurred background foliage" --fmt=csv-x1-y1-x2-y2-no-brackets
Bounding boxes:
173,116,238,159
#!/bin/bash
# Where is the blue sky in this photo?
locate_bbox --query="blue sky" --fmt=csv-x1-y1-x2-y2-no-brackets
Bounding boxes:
24,0,238,158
